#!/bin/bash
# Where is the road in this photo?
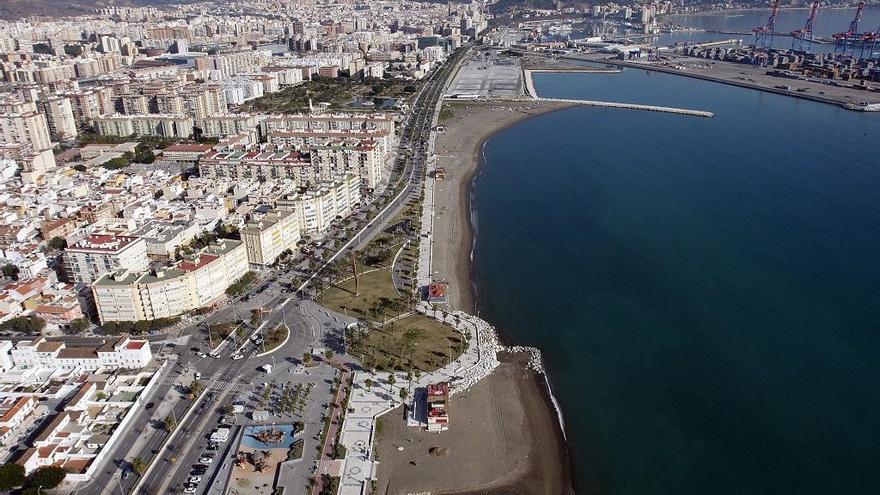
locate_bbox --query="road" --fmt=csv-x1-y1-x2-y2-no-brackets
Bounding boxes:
296,44,472,297
74,43,472,495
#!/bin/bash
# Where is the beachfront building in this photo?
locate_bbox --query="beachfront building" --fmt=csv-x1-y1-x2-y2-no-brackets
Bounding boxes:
92,239,248,322
426,382,450,432
64,234,149,284
276,174,360,236
240,209,300,268
309,138,384,190
260,112,396,137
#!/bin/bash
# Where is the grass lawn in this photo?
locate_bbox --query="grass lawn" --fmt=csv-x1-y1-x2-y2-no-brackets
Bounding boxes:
352,314,466,372
262,325,289,353
318,268,403,321
239,76,414,113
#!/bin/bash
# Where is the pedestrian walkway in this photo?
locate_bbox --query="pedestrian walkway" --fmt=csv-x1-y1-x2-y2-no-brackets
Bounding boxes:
336,305,502,495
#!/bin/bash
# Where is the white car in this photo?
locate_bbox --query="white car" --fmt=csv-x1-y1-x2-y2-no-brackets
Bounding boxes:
183,488,197,494
231,354,244,360
187,476,202,483
195,352,207,358
198,456,213,464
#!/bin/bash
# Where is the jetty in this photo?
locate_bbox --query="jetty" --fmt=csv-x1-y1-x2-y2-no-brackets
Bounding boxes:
535,97,715,117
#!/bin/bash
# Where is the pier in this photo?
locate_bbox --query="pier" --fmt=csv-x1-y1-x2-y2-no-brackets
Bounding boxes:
534,97,715,117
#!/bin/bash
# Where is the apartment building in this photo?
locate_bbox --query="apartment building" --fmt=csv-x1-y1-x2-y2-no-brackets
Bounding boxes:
277,174,360,236
195,114,256,138
38,95,77,142
199,147,308,181
93,114,194,139
260,112,396,137
310,138,384,189
64,234,149,284
8,335,152,371
240,209,300,268
92,239,248,322
0,98,52,152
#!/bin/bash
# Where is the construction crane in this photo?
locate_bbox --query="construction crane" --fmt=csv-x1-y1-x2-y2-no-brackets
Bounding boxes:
833,1,865,56
791,1,820,53
753,0,781,49
863,22,880,60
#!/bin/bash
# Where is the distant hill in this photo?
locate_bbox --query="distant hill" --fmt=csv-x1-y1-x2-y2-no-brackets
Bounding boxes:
0,0,189,20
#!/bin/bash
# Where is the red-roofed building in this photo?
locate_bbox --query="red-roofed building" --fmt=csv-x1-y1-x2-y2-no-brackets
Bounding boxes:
426,382,450,432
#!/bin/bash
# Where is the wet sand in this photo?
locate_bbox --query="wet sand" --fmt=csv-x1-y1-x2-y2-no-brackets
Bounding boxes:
375,352,573,495
430,100,576,314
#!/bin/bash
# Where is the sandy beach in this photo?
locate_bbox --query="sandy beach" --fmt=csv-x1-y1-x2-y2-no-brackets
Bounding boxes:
372,100,578,494
375,351,573,495
430,100,576,314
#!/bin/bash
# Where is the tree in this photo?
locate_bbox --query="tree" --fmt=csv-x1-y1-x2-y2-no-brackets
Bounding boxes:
0,463,25,490
302,352,313,367
130,457,147,475
0,316,46,334
163,415,177,431
364,378,373,391
399,387,408,402
69,318,90,334
24,466,67,490
2,264,19,280
189,379,205,398
323,349,333,362
47,236,67,251
387,374,395,387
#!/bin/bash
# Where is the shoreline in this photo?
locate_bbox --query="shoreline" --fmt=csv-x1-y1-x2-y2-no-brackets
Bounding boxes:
430,99,578,494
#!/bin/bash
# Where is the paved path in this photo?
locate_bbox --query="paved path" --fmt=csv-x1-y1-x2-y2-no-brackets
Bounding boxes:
336,305,502,495
311,370,350,495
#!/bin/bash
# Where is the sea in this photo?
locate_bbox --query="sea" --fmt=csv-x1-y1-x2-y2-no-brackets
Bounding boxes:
470,58,880,493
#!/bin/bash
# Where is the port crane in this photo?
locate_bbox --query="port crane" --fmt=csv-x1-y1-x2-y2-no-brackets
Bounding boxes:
791,2,820,53
753,0,781,49
862,23,880,60
833,1,865,56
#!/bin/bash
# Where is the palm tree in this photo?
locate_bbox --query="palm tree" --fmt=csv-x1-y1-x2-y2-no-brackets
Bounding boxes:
398,387,408,402
130,457,147,475
189,379,205,399
163,415,177,431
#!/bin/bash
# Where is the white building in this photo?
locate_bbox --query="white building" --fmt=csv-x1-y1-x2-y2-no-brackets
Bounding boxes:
279,174,360,236
7,335,152,371
64,234,149,285
92,239,248,322
240,209,300,268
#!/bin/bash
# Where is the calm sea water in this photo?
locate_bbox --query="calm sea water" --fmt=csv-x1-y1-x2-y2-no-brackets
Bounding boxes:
472,69,880,494
655,8,880,52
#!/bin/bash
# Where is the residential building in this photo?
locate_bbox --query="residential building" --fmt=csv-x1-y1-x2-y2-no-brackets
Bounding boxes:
240,209,300,268
64,235,149,284
92,239,248,322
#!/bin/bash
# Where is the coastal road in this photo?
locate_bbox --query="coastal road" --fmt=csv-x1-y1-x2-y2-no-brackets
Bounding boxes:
297,45,472,297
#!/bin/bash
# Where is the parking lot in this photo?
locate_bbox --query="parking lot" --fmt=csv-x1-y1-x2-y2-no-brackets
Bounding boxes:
446,51,523,98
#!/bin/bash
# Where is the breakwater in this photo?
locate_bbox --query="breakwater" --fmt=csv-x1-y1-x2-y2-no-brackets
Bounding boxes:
535,97,715,117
